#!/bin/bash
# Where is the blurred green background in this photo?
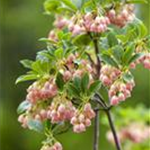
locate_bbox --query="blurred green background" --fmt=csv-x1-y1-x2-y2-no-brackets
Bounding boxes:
0,1,149,150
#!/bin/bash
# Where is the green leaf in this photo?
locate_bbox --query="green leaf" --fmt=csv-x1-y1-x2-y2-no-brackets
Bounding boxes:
57,6,75,12
88,80,101,95
81,73,89,93
44,120,52,130
44,0,61,13
100,54,118,68
17,101,31,114
122,72,134,82
123,43,135,65
73,77,81,91
28,119,44,133
16,74,39,84
20,59,33,69
112,45,124,63
55,72,65,90
61,0,77,11
55,48,63,59
107,32,118,47
128,53,144,64
32,61,43,73
52,121,71,135
39,38,56,44
32,61,51,74
136,19,147,38
72,34,91,46
68,83,80,98
127,19,148,39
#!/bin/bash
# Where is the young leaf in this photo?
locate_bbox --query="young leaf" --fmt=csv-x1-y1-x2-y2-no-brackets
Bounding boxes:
88,80,101,95
68,83,80,98
55,72,65,90
136,19,147,38
122,72,134,83
61,0,77,11
17,101,32,114
123,43,135,65
52,121,71,135
28,119,44,133
16,74,39,84
107,32,118,47
100,54,118,68
72,34,91,46
81,73,89,93
54,48,63,59
112,45,124,63
44,0,61,14
20,59,33,69
128,53,144,64
73,77,81,91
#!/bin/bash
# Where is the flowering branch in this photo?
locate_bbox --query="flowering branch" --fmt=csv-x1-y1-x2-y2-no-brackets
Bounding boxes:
16,1,150,150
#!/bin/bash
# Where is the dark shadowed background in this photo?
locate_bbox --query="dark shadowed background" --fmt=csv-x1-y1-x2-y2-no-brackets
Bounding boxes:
0,1,149,150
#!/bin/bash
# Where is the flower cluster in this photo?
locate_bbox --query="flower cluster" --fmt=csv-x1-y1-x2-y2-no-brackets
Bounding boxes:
62,53,95,81
100,65,121,86
107,123,150,144
26,80,58,104
54,16,69,30
130,53,150,70
107,4,135,27
71,103,95,133
109,80,135,105
41,142,63,150
47,100,76,124
18,106,49,128
68,13,110,35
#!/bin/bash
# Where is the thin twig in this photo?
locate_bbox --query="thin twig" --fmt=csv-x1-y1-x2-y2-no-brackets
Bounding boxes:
85,52,96,67
87,32,101,78
93,108,100,150
93,93,122,150
106,110,122,150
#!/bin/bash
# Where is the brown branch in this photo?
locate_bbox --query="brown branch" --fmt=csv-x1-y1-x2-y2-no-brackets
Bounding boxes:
93,107,100,150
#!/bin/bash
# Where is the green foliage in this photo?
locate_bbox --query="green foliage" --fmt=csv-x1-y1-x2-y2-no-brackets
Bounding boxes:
72,34,91,46
107,32,118,47
88,80,102,96
20,59,33,69
100,53,119,68
81,73,89,93
56,72,65,91
123,43,135,65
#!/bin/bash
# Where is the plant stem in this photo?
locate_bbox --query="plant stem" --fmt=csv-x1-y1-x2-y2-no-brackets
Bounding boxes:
93,108,100,150
105,110,122,150
93,38,101,77
93,94,122,150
